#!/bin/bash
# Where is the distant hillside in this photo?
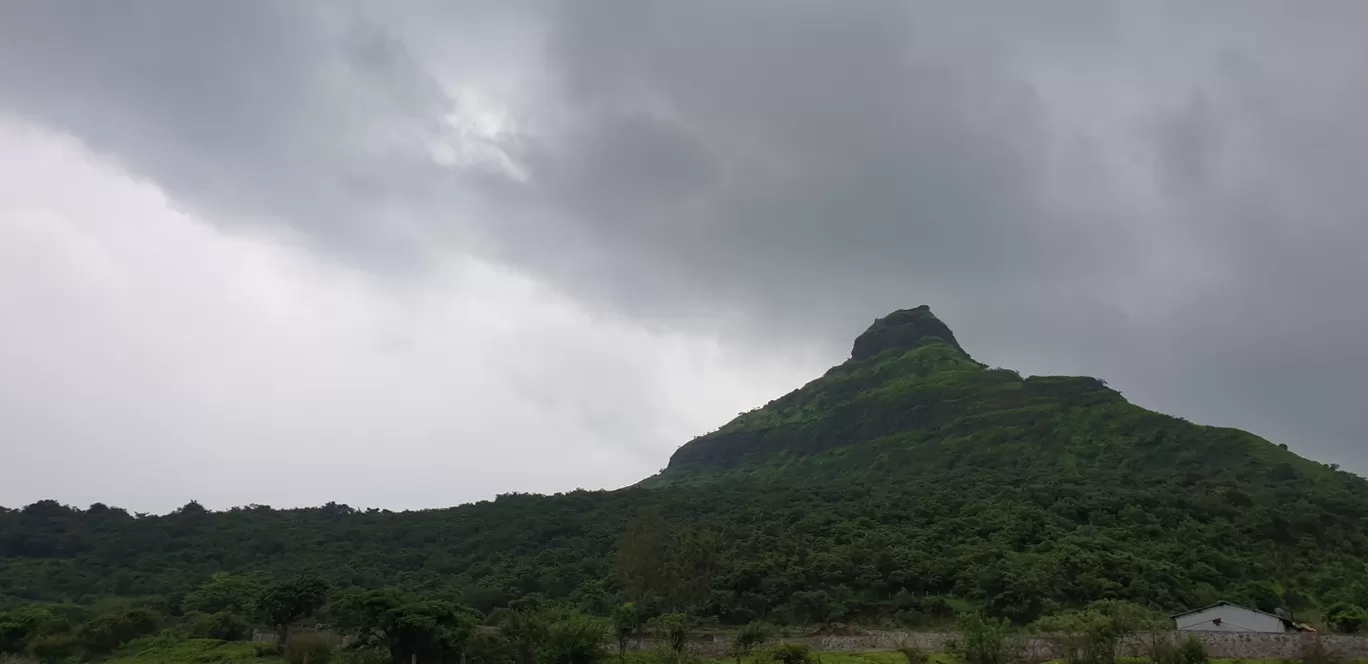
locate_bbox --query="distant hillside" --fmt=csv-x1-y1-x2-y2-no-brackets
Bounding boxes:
652,305,1324,487
4,306,1368,626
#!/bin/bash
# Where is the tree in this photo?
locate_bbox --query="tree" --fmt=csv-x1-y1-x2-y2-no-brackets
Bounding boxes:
729,621,774,664
74,607,161,656
649,613,690,655
257,577,330,651
538,614,607,664
329,588,480,664
1326,602,1368,634
497,609,552,664
188,610,251,641
1280,588,1315,623
618,509,675,608
791,590,844,627
0,606,61,655
184,572,263,616
1235,581,1284,615
609,603,640,661
769,644,812,664
670,528,721,612
953,615,1015,664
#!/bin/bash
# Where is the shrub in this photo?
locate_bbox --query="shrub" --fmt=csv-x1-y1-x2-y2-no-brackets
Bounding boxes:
1146,635,1182,664
1325,603,1367,634
611,604,641,661
767,644,812,664
1177,636,1207,664
954,615,1015,664
75,608,162,656
730,622,775,664
187,612,251,641
648,614,690,655
28,635,77,664
286,634,335,664
896,641,928,664
538,615,608,664
467,631,514,664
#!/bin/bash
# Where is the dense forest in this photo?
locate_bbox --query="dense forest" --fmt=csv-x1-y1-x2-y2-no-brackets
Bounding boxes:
5,307,1368,661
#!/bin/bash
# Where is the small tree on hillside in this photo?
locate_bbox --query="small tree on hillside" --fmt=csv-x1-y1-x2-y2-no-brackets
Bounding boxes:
729,621,774,664
540,614,609,664
610,603,640,661
328,588,480,664
769,644,813,664
953,615,1016,664
1326,603,1368,634
650,613,690,656
257,577,330,651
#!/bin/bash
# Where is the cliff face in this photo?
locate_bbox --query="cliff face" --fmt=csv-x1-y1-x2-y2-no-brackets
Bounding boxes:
849,305,966,360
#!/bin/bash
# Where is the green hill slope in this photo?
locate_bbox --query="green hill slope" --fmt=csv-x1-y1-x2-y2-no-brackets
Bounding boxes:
652,305,1323,487
4,307,1368,627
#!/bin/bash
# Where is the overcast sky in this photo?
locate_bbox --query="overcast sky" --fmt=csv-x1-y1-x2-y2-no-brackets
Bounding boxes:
2,1,1365,513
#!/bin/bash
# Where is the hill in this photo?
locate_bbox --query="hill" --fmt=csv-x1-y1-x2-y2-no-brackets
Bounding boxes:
4,306,1368,628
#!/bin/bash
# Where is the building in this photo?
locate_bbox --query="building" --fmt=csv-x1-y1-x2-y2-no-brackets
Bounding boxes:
1171,601,1289,633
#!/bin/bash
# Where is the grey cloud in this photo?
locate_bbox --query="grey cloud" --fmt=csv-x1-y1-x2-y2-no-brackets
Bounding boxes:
0,0,459,267
485,1,1115,343
2,0,1366,473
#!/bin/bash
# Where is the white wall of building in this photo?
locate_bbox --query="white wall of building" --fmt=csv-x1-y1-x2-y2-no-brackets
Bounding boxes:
1175,605,1286,633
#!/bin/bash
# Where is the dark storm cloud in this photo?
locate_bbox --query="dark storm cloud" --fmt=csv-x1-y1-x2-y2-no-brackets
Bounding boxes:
1,1,1365,468
497,1,1111,333
0,0,460,266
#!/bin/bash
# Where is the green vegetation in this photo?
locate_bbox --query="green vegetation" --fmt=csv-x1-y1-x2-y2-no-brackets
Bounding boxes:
103,637,276,664
5,306,1368,662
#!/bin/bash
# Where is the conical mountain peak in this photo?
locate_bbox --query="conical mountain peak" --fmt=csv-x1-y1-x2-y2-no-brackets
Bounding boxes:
850,305,965,359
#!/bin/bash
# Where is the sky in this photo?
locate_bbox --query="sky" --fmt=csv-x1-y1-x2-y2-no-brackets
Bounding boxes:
1,0,1366,513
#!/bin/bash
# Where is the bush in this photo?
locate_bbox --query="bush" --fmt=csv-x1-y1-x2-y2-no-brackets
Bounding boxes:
648,614,690,655
767,644,812,664
538,615,608,664
730,622,774,664
1325,603,1367,634
611,604,641,661
467,632,514,664
187,612,251,641
1146,634,1181,664
287,634,335,664
1177,637,1207,664
896,642,928,664
75,608,162,656
28,635,77,664
954,615,1015,664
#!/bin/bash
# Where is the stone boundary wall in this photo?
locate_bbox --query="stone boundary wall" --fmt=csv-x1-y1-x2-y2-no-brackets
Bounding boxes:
639,630,1368,660
255,627,1368,660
